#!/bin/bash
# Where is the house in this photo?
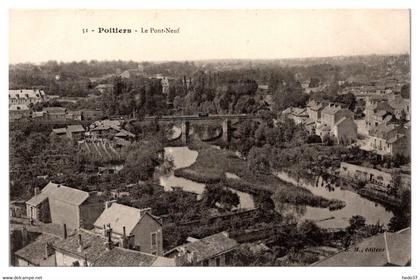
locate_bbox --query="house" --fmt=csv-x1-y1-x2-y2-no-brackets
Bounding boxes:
165,231,239,266
10,200,26,218
53,229,174,267
65,125,85,140
307,100,328,122
15,234,60,267
332,117,357,145
66,110,82,121
316,104,357,144
9,89,46,106
93,203,164,255
282,107,308,124
43,107,67,121
81,109,104,121
320,104,353,128
366,124,409,157
9,104,31,121
312,228,411,266
388,94,410,121
339,162,410,190
26,182,59,223
48,186,105,230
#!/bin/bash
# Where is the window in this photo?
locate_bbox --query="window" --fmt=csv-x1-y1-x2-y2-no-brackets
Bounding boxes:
151,232,157,247
202,260,209,266
215,257,221,266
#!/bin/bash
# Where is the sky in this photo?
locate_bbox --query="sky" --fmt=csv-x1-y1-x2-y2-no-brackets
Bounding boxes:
9,9,410,64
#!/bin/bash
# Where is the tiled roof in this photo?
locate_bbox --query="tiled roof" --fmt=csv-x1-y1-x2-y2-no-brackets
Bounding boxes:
94,203,154,235
49,185,89,206
9,104,30,111
93,247,158,267
53,229,108,262
9,89,45,99
312,228,411,266
168,232,238,263
15,234,60,265
26,182,59,206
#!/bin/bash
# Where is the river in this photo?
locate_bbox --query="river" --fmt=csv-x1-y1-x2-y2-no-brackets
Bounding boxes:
158,147,255,209
275,171,393,229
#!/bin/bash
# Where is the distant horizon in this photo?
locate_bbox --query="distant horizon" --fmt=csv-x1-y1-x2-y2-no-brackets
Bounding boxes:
9,52,411,66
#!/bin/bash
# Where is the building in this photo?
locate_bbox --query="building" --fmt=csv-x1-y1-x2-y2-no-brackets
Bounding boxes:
312,228,411,266
93,203,164,256
51,125,85,141
26,182,59,223
43,107,67,121
65,125,85,141
307,100,327,122
9,89,46,106
388,94,410,121
9,104,31,121
315,104,357,145
165,231,239,266
340,162,410,190
320,104,353,128
332,117,358,145
15,234,60,267
48,186,105,230
66,110,82,121
366,124,410,157
282,107,308,124
53,228,173,266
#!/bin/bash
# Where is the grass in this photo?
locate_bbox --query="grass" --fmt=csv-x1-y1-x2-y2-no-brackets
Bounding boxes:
175,138,344,209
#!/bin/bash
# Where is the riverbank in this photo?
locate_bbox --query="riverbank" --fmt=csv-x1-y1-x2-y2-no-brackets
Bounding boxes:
175,138,345,210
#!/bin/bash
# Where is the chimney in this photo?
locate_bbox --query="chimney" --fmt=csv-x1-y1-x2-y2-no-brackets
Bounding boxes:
121,226,128,249
77,233,83,252
34,187,40,196
63,224,68,239
44,242,53,259
106,230,113,251
103,224,107,237
21,227,28,246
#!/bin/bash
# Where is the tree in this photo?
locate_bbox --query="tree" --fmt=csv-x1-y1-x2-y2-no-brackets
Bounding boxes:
347,215,366,232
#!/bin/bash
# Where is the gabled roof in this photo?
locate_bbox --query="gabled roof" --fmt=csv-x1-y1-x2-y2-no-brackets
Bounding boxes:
322,105,342,115
94,203,158,235
49,185,89,206
26,182,60,206
312,228,411,266
166,232,238,263
9,89,45,99
15,234,60,265
335,117,355,127
53,229,108,262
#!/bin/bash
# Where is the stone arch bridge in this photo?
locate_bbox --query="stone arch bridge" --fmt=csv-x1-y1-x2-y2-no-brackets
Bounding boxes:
143,114,262,144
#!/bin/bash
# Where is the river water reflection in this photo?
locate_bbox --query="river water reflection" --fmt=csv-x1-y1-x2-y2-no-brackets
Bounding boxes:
158,147,255,209
275,171,393,229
